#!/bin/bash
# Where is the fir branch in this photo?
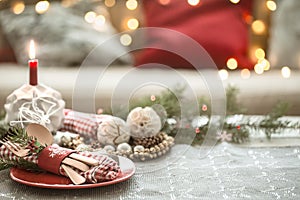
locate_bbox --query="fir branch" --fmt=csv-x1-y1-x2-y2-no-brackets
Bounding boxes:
226,85,246,115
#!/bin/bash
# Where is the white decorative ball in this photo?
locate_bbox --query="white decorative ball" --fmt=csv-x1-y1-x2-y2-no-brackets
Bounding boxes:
117,143,132,153
126,107,162,138
134,145,145,152
103,145,116,152
97,117,130,146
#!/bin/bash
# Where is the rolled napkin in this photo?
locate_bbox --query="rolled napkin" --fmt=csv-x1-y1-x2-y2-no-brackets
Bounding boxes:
61,109,130,145
0,142,121,184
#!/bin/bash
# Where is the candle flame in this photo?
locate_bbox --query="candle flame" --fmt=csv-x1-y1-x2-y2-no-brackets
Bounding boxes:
29,40,36,59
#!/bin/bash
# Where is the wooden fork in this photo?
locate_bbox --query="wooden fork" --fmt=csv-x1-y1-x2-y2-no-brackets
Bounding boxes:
0,138,30,157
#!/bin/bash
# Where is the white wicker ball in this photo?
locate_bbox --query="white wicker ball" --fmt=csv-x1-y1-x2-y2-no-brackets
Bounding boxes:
126,107,162,138
97,116,130,146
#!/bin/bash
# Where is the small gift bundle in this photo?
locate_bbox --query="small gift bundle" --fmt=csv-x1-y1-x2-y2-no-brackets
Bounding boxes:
0,124,121,185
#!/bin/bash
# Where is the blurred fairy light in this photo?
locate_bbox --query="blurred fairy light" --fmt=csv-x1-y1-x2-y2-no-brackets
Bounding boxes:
127,18,139,30
187,0,200,6
219,69,229,80
259,58,270,71
254,63,264,74
229,0,240,4
84,11,96,23
226,58,238,70
241,69,251,79
126,0,138,10
104,0,116,7
61,0,73,8
150,95,156,102
35,1,50,14
252,20,266,35
11,0,25,15
120,34,132,46
281,66,291,78
158,0,171,5
266,0,277,11
94,15,106,26
255,48,265,60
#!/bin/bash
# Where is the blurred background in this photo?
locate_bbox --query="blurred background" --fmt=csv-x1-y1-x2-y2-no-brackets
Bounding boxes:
0,0,299,73
0,0,299,115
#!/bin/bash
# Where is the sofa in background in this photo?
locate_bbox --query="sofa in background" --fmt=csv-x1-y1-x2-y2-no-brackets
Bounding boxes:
0,64,299,116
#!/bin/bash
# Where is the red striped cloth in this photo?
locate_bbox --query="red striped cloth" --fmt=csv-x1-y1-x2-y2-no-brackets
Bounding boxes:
61,109,111,143
0,144,121,183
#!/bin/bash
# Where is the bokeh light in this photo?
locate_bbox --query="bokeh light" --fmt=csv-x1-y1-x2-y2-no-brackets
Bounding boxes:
187,0,200,6
219,69,229,80
84,11,96,23
266,0,277,11
120,34,132,46
104,0,116,7
241,69,251,79
226,58,238,70
126,0,138,10
127,18,139,30
11,1,25,15
158,0,171,5
35,1,50,14
252,20,266,35
94,15,106,27
254,63,264,74
229,0,240,4
255,48,265,60
281,66,291,78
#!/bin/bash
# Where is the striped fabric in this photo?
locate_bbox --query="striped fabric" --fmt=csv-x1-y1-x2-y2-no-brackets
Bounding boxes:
0,144,121,183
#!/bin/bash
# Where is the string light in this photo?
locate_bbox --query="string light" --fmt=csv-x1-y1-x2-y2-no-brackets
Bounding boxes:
84,11,96,23
226,58,238,70
11,0,25,15
219,69,229,80
158,0,171,5
259,58,270,71
241,69,251,79
126,0,138,10
94,15,106,27
255,48,265,60
187,0,200,6
127,18,139,30
120,34,132,46
266,0,277,11
252,20,266,35
281,66,291,78
229,0,240,4
254,63,264,74
35,1,50,14
104,0,116,7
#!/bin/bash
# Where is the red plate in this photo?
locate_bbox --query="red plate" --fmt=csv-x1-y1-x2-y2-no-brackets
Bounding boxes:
10,156,135,189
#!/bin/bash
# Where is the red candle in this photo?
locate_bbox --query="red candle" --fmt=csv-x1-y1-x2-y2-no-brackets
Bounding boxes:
28,40,38,86
29,59,38,85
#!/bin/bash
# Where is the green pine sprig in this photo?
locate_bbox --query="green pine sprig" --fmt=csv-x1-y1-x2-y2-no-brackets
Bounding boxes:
0,125,45,171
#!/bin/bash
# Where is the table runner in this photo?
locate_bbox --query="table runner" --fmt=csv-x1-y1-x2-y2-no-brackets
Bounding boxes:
1,143,300,199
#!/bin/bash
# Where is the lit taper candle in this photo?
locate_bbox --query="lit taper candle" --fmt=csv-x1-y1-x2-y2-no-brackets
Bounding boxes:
28,40,38,86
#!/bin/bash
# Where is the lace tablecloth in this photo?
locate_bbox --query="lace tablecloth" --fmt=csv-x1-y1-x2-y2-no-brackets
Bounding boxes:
1,143,300,200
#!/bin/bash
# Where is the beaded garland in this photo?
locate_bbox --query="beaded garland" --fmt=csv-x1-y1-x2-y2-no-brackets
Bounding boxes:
55,132,175,162
109,132,175,161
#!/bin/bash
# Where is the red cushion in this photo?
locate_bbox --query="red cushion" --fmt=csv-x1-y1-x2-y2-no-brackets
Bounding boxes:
134,0,254,69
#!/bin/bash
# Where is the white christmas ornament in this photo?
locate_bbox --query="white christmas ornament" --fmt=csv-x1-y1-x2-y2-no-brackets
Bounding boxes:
97,116,130,146
4,84,65,132
126,107,162,138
